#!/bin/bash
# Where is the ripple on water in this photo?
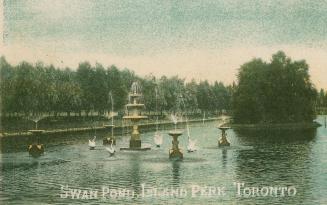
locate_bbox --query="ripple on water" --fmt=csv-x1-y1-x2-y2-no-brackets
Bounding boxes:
1,119,327,204
1,157,70,171
143,157,206,163
204,145,253,150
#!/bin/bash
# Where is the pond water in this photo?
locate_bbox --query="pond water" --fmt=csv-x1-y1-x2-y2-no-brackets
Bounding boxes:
1,116,327,204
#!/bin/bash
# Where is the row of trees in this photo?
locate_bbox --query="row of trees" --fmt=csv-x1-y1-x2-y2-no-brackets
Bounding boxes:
0,56,232,117
1,51,324,123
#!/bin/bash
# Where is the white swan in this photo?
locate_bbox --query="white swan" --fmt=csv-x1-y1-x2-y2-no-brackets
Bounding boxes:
187,139,197,152
154,132,163,147
105,141,115,156
89,136,96,150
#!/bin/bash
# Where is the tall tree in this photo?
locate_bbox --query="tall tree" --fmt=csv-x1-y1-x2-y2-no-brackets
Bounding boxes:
232,51,317,123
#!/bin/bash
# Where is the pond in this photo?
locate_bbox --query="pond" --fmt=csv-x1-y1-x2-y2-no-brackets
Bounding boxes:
1,116,327,204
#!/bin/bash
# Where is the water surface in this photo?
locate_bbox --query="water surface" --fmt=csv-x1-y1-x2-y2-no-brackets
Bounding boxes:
1,116,327,204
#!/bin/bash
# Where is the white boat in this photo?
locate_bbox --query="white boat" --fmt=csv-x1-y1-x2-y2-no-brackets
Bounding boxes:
89,136,96,150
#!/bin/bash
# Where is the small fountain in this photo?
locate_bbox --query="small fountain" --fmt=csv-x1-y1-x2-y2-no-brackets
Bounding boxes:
217,115,231,147
202,112,206,125
153,87,163,147
168,114,183,160
27,114,46,157
179,95,196,152
186,119,197,152
120,82,150,151
103,92,116,145
28,114,45,135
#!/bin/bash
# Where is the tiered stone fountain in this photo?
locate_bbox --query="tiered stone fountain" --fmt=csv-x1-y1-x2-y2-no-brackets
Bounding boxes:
120,82,150,151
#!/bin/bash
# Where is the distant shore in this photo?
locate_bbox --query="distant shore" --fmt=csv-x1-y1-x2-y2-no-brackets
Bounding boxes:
0,118,219,138
1,117,323,138
231,121,321,130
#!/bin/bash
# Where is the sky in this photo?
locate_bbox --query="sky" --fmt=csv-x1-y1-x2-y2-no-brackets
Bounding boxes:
1,0,327,88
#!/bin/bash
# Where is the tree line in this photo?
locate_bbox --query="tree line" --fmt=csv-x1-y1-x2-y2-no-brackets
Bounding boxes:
1,51,325,123
0,56,232,118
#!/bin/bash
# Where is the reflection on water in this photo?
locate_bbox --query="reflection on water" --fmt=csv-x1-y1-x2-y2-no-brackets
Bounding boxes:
233,128,316,204
221,149,227,168
1,116,327,204
171,161,181,187
130,154,142,196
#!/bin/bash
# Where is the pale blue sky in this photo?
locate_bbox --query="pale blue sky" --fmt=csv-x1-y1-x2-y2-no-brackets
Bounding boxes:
1,0,327,88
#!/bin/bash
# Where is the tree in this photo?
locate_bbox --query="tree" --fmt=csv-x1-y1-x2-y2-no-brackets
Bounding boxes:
106,65,128,111
159,76,184,113
196,80,214,114
140,75,157,113
93,63,108,114
13,61,40,115
212,81,231,113
184,80,198,113
76,62,94,116
232,51,317,123
0,56,15,115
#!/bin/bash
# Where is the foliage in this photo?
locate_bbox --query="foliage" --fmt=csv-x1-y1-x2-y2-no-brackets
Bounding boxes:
232,51,317,123
0,56,232,117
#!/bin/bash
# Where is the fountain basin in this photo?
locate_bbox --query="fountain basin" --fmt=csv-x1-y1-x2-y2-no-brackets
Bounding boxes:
120,141,151,151
218,126,231,130
168,130,183,136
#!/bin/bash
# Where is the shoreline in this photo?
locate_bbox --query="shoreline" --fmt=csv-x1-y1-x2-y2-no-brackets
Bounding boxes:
1,118,323,138
0,118,219,138
231,121,321,130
